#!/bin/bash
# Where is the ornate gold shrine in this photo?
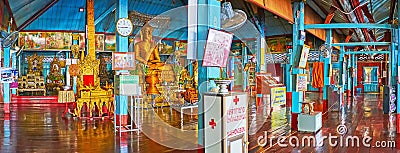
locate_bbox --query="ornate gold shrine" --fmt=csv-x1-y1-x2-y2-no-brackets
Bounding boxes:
75,55,113,117
27,53,44,76
46,56,65,94
18,53,46,95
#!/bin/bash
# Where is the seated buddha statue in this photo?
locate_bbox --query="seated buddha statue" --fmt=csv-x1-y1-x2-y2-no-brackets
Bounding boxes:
135,26,164,95
134,26,164,70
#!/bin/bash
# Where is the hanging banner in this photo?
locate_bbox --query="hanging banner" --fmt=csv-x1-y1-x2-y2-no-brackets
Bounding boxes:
202,29,233,67
87,0,95,57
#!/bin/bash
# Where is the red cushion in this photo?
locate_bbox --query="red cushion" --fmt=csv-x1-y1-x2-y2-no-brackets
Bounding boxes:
83,75,94,86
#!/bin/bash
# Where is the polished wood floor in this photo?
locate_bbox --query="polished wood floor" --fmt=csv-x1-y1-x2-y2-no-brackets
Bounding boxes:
0,92,398,152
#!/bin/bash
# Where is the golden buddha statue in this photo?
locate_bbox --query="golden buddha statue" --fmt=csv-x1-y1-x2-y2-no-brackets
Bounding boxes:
135,26,162,65
134,26,164,94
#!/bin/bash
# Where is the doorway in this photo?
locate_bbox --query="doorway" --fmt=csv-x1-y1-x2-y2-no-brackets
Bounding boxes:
363,66,379,92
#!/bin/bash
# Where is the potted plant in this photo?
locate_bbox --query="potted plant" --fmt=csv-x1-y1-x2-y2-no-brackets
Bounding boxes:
211,77,233,94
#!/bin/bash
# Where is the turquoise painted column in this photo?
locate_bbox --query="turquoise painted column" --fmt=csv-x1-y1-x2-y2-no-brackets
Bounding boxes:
396,0,400,116
196,0,221,147
285,49,292,105
243,44,248,91
288,1,305,131
115,0,129,125
11,52,16,95
354,55,357,94
339,46,344,104
3,25,11,114
347,50,352,96
351,54,355,97
322,29,332,111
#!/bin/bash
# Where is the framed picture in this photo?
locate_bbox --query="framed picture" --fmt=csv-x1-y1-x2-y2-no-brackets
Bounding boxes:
105,35,116,51
95,34,104,51
202,28,233,67
298,45,310,69
112,52,135,70
227,134,245,153
296,74,308,92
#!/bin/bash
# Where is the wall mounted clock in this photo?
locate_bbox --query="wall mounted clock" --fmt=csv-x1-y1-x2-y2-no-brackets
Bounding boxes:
116,18,133,37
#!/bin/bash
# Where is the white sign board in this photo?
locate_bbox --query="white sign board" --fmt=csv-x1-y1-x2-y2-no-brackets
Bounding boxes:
114,75,140,96
204,92,248,153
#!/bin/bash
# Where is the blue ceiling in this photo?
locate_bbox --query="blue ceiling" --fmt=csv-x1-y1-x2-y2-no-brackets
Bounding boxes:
7,0,275,40
10,0,186,35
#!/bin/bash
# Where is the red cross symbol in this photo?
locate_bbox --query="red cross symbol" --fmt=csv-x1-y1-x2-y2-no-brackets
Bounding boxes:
209,119,216,129
233,96,240,105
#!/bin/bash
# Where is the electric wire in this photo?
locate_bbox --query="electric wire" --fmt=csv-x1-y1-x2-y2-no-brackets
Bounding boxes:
320,0,369,15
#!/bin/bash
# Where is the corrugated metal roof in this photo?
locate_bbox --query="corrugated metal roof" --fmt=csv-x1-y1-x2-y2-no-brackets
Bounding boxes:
8,0,54,27
13,0,186,34
310,0,396,42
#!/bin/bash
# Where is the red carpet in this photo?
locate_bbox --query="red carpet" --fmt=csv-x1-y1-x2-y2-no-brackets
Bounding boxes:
11,95,59,104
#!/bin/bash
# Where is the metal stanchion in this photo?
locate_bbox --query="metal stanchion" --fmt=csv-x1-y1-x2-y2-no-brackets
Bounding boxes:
114,96,140,136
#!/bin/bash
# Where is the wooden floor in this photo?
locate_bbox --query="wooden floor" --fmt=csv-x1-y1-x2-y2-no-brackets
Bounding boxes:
0,91,399,152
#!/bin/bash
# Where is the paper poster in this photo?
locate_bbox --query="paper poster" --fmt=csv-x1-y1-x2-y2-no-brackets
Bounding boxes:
271,87,286,108
296,74,308,92
202,29,233,67
112,52,135,70
298,45,310,69
300,30,306,41
1,68,17,83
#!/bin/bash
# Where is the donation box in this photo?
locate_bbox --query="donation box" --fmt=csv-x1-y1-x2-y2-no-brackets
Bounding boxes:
203,92,248,153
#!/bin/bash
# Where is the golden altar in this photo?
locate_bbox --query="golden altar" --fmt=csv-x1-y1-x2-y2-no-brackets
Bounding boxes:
18,53,46,96
75,55,113,117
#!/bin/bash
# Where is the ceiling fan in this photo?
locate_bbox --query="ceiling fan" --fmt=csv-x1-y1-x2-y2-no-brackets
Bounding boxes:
0,30,25,57
0,30,19,48
221,2,247,31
